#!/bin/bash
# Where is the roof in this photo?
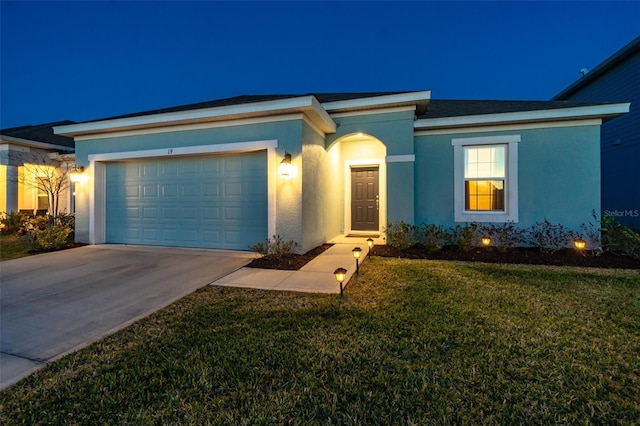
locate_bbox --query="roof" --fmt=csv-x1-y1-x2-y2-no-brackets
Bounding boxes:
418,99,606,119
89,92,412,123
1,121,76,149
554,36,640,100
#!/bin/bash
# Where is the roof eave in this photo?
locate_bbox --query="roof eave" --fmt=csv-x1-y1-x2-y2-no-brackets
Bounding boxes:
55,96,337,137
414,103,630,130
322,91,431,114
0,135,75,152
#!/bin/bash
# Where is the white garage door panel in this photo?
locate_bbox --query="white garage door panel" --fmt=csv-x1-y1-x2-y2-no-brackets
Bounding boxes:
105,151,267,250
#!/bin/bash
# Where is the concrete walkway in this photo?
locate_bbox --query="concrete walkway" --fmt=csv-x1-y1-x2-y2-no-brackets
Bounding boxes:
213,235,383,293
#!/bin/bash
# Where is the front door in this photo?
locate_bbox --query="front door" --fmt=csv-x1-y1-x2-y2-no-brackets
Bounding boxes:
351,166,379,231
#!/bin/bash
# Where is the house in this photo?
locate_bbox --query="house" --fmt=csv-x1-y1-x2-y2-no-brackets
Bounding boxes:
554,36,640,229
0,122,76,218
53,92,629,252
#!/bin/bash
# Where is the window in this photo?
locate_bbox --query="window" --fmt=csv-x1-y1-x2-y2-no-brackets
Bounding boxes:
464,145,505,211
452,135,519,222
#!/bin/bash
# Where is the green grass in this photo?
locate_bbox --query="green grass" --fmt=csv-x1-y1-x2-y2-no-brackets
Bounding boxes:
1,259,639,424
0,234,32,261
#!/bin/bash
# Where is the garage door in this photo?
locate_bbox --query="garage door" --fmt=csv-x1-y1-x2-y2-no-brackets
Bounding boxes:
105,151,267,250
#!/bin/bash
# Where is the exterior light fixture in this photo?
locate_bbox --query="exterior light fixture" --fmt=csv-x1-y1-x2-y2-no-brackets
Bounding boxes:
366,238,374,252
481,236,491,247
352,247,362,275
334,267,347,297
574,238,587,250
69,165,85,183
280,152,293,177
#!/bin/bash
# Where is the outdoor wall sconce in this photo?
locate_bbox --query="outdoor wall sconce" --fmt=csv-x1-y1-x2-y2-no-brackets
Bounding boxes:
69,165,85,183
280,152,293,177
574,238,587,250
366,238,374,252
334,267,347,297
352,247,362,275
481,236,491,247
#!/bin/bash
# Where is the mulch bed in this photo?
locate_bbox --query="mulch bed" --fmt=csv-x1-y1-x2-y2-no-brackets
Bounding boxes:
247,243,640,271
246,244,334,270
372,244,640,270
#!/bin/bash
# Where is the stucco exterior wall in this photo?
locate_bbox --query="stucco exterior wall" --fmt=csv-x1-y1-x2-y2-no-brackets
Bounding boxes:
301,122,340,252
74,119,305,246
414,124,602,232
328,110,415,227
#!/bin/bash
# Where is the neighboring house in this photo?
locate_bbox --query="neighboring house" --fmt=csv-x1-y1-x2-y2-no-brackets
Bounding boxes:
554,36,640,229
53,92,629,252
0,121,77,217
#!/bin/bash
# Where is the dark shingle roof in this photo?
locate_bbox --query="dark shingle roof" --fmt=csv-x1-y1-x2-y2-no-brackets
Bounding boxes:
420,99,607,119
80,92,412,123
1,121,76,148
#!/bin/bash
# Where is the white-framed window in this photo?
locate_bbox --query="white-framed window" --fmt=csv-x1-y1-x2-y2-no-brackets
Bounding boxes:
452,135,519,223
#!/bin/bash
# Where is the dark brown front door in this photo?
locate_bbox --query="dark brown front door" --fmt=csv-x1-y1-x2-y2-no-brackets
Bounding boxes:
351,166,379,231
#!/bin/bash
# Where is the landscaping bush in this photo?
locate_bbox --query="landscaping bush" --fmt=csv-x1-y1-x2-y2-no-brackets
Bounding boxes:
415,223,448,252
250,235,299,259
602,218,640,259
24,224,73,252
448,223,480,251
528,219,572,253
479,222,526,251
29,215,49,231
385,220,416,250
1,211,27,234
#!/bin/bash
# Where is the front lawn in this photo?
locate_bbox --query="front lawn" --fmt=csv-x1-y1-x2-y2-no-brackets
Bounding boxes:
1,259,639,424
0,234,32,261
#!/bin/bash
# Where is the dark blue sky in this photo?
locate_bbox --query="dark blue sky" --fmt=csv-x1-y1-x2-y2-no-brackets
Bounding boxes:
1,1,638,128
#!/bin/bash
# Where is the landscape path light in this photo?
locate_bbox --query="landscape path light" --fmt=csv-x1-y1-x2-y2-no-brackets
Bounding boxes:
574,238,587,250
481,236,491,247
352,247,362,275
334,267,347,297
366,238,374,253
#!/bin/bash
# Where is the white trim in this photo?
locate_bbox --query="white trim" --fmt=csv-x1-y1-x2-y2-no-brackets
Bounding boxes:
452,135,521,146
344,159,387,236
88,140,277,162
323,91,431,112
0,135,74,152
329,106,416,119
301,115,326,138
86,139,278,245
385,155,415,163
55,96,336,137
415,103,630,130
74,114,306,141
453,135,519,223
414,118,602,136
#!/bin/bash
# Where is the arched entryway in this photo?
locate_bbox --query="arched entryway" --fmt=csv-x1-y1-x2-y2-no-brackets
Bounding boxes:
328,133,387,236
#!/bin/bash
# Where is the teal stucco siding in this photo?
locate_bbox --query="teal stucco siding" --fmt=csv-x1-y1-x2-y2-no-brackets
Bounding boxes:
74,119,305,248
414,124,601,232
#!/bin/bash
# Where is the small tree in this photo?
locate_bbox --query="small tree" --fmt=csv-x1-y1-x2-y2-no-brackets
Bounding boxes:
20,162,74,221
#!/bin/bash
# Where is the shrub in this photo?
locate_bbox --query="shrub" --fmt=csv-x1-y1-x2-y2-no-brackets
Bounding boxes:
448,223,480,251
56,212,75,229
601,218,640,259
249,235,299,259
415,223,448,253
576,210,603,255
1,211,29,235
25,224,73,252
30,215,49,231
528,219,572,254
479,222,526,251
385,220,416,250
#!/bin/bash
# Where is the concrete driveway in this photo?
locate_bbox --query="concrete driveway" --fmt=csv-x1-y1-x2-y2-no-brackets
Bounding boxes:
0,244,254,390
